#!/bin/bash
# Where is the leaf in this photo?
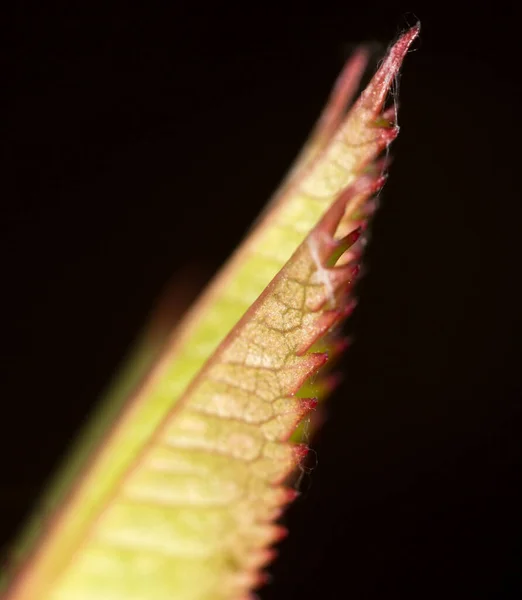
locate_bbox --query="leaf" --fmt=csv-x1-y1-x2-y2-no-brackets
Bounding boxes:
1,25,419,600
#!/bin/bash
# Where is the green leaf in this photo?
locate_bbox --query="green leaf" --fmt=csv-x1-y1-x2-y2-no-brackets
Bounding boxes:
2,25,419,600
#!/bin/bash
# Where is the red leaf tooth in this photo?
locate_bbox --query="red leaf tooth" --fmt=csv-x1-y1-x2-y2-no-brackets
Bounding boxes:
365,155,393,176
305,264,359,312
269,524,289,543
239,548,278,573
280,398,318,442
283,397,318,422
264,506,284,522
334,246,363,267
367,173,388,195
299,397,318,413
352,198,379,224
338,226,362,249
309,337,351,369
292,443,310,463
379,125,400,146
379,105,398,126
253,571,272,588
230,570,271,593
296,304,353,355
262,398,318,442
283,352,328,395
331,335,352,356
343,173,387,219
319,371,345,396
282,488,300,504
349,262,361,279
339,174,386,234
339,297,358,321
318,173,382,239
324,227,362,267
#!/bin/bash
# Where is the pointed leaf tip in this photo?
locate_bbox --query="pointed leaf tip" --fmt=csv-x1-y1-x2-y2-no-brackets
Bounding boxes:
356,24,419,114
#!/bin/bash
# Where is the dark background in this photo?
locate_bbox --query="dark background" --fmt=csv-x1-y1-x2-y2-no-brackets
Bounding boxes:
1,1,521,599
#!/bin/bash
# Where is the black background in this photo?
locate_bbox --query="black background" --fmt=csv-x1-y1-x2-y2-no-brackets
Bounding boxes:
1,1,521,599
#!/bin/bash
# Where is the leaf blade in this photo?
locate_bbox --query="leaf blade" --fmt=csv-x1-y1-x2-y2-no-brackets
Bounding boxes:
3,24,419,600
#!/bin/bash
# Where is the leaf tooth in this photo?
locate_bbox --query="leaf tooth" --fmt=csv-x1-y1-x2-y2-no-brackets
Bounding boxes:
346,199,378,231
317,372,345,397
225,527,286,594
230,553,277,596
322,172,387,243
364,155,392,176
280,352,328,395
240,490,287,523
237,523,288,551
269,524,289,543
339,226,363,246
226,570,268,598
252,440,309,484
377,105,398,127
363,172,388,197
250,443,296,484
247,486,299,514
305,263,359,312
297,298,357,356
329,335,352,358
326,226,362,266
346,129,397,179
298,397,319,414
261,397,318,442
296,310,340,354
281,487,301,503
296,346,346,398
292,443,310,463
315,173,377,238
336,175,386,242
302,331,350,357
378,125,400,146
254,571,272,587
243,548,278,571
